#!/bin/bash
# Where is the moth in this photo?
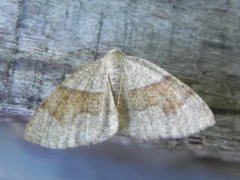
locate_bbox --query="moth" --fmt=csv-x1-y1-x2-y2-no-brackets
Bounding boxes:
25,49,215,149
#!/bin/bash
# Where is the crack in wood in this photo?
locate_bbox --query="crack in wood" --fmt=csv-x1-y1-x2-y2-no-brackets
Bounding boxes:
14,0,26,54
94,12,104,60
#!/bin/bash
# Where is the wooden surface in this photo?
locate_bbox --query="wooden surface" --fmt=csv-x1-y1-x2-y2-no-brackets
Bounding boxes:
0,0,240,161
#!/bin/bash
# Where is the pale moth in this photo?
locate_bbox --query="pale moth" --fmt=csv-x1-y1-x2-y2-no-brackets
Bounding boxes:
25,49,215,149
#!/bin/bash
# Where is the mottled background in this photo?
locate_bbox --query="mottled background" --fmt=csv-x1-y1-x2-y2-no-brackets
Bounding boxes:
0,0,240,179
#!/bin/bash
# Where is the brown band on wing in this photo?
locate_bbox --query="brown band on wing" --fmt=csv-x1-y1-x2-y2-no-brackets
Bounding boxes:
128,76,195,115
40,86,103,123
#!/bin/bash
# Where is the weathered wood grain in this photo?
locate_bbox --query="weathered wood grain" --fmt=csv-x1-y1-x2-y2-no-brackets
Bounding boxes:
1,0,240,112
0,0,240,160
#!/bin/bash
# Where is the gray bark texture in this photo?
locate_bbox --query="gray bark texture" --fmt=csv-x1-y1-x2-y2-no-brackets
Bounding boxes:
0,0,240,161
